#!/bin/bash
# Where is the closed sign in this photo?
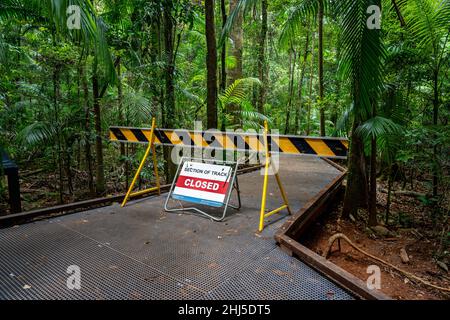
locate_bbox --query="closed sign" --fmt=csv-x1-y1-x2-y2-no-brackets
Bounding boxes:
172,161,232,207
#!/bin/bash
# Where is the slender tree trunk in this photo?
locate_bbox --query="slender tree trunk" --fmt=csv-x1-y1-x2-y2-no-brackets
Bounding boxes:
257,0,268,114
284,47,296,134
318,0,325,136
117,56,127,189
432,69,439,199
53,65,63,204
205,0,218,129
391,0,406,26
117,57,125,156
65,71,73,195
368,98,378,226
228,0,243,84
220,0,227,92
81,63,95,196
92,57,105,195
226,0,243,125
306,32,315,136
386,165,393,225
163,3,175,127
65,148,73,195
342,118,369,219
332,30,342,128
368,136,378,226
163,0,177,181
294,28,310,134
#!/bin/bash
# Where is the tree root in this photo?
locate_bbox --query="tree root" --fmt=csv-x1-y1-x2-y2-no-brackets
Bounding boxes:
323,233,450,293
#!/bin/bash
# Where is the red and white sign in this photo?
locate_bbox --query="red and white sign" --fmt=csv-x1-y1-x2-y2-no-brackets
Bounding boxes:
172,161,232,207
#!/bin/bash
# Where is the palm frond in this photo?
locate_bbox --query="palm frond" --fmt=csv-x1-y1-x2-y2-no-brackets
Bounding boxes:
397,0,448,53
219,77,261,108
279,0,319,48
123,90,154,124
0,0,44,21
219,0,258,47
0,0,116,84
19,121,57,146
334,103,354,135
356,116,403,141
336,0,386,122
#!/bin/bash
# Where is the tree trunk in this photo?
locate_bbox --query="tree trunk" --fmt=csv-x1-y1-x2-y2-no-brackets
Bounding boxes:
81,63,95,196
294,28,310,134
92,57,105,195
205,0,218,129
228,0,243,84
53,65,64,204
386,165,393,225
342,118,368,219
257,0,268,114
220,0,227,92
226,0,243,125
284,47,296,134
368,136,378,226
306,31,315,136
318,0,325,136
163,0,177,181
432,69,439,199
117,56,127,189
368,97,378,226
331,30,342,129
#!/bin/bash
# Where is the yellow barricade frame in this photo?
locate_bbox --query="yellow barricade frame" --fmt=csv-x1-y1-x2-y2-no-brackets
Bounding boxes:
120,118,292,232
259,121,292,232
121,117,160,207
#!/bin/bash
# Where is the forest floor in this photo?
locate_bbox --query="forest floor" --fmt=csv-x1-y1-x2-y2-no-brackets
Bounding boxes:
0,166,134,214
301,180,450,300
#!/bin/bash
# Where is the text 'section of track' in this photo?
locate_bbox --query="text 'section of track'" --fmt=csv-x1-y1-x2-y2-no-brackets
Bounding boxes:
109,127,349,159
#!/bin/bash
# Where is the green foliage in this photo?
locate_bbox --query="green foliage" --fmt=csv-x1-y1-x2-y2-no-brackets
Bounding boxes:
0,0,448,216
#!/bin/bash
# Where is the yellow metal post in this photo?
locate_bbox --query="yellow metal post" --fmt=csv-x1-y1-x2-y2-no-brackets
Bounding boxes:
274,170,292,215
258,120,292,232
151,136,160,195
121,117,157,207
259,122,271,231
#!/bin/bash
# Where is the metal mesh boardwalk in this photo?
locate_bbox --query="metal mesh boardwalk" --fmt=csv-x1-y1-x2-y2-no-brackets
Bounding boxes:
0,157,354,300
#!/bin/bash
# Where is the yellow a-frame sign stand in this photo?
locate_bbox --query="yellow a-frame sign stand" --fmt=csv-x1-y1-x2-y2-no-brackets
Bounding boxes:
121,117,161,207
259,121,292,232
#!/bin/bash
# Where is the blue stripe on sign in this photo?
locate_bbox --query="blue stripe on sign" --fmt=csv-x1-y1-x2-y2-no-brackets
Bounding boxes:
172,194,224,208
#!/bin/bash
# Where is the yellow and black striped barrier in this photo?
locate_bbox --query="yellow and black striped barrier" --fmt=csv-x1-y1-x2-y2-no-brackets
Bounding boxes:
109,126,349,159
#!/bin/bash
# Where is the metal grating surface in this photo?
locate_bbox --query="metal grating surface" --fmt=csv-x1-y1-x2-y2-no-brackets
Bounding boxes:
0,157,354,300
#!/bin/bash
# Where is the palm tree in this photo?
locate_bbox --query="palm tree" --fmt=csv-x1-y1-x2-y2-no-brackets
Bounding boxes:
334,0,386,223
397,0,450,199
205,0,218,129
0,0,116,195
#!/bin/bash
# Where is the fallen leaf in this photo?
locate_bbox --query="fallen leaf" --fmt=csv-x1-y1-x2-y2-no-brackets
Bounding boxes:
437,261,448,272
208,263,219,269
273,269,287,276
400,248,410,264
